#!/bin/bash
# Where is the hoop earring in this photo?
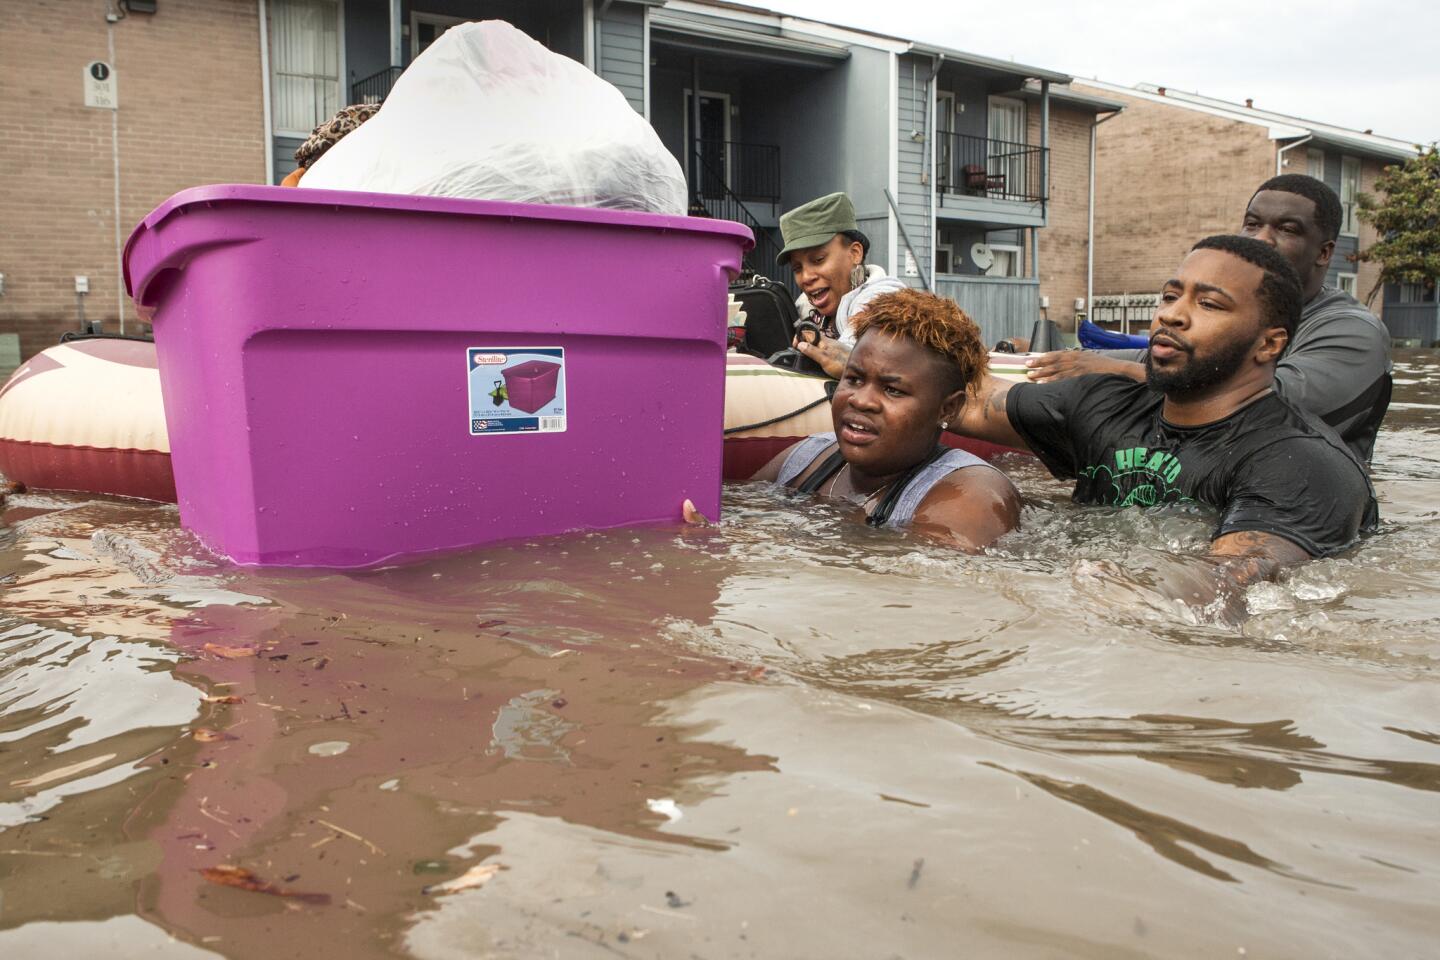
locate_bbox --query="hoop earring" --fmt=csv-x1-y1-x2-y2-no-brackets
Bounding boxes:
850,263,866,288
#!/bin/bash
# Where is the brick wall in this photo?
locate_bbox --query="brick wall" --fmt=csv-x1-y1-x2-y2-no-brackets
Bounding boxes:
1077,85,1276,299
1029,102,1096,331
0,0,266,361
1353,158,1387,307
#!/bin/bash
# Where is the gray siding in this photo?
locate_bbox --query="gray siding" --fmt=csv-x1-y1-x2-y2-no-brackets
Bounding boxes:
1379,303,1440,343
934,277,1040,343
896,53,932,288
1305,147,1357,286
838,47,893,272
274,135,303,184
597,3,646,114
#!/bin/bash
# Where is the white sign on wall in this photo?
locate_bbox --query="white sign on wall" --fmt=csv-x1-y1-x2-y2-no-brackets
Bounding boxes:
903,249,919,278
83,61,117,109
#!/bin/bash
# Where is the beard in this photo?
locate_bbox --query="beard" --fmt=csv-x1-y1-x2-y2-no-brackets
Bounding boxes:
1144,334,1254,398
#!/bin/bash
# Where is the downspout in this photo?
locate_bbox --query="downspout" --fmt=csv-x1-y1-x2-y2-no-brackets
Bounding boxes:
258,0,274,187
107,10,125,332
1086,109,1122,322
690,57,702,200
926,54,944,282
1275,134,1313,176
1032,79,1049,284
389,0,403,68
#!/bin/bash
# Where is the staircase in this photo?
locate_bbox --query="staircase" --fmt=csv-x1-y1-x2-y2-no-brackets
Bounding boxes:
690,149,796,295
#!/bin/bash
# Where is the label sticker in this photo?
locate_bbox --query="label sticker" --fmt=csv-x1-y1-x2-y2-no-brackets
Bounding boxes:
467,347,567,436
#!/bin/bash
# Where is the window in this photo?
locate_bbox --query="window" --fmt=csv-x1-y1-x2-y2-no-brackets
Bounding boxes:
411,12,468,60
270,0,341,136
1306,148,1326,181
935,245,955,274
1340,156,1361,236
1399,282,1430,303
987,97,1027,199
984,244,1023,278
1337,273,1357,297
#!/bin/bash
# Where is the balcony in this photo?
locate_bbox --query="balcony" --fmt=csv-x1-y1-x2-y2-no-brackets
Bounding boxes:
692,139,781,206
688,140,788,287
935,132,1047,227
351,66,403,105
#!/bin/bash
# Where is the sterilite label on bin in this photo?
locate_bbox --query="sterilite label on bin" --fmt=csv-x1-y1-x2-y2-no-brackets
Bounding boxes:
467,347,567,436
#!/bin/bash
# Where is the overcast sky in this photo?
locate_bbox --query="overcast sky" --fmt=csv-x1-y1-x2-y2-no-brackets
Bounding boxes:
762,0,1439,146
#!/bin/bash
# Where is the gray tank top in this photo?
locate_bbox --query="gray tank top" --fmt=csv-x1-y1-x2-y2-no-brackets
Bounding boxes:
776,431,996,528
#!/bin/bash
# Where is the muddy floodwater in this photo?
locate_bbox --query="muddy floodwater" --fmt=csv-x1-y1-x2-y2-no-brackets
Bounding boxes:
2,353,1438,959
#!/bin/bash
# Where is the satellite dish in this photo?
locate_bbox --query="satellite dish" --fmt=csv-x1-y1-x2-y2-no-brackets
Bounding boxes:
970,243,994,271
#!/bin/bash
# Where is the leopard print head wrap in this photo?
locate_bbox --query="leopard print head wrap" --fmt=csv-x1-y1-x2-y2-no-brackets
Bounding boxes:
294,103,381,169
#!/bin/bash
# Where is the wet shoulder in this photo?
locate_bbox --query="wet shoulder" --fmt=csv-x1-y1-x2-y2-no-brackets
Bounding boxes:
1297,287,1389,344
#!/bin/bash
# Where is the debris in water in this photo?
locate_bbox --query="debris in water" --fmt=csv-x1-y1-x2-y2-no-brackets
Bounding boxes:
314,818,384,855
647,798,682,822
907,857,924,889
192,728,235,743
475,618,507,630
202,694,244,705
11,753,117,789
378,778,400,791
200,865,331,904
203,643,258,659
308,741,350,757
421,862,502,895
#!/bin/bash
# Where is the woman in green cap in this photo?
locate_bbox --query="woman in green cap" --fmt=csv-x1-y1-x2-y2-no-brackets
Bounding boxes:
777,192,906,372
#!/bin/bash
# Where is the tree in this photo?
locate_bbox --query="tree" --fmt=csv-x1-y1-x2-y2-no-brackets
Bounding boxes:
1356,145,1440,305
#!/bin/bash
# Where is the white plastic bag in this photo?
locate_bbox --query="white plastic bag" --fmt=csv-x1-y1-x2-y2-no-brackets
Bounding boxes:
301,20,687,215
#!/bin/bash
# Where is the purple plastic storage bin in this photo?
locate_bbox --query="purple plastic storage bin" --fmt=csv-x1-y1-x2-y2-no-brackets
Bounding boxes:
502,359,561,414
123,185,751,567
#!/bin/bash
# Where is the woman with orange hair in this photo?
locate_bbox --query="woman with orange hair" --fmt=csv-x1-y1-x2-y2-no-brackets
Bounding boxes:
752,288,1021,552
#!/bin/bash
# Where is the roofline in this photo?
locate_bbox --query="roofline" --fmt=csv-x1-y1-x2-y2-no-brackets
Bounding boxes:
664,0,1073,81
650,10,851,60
1075,79,1420,162
1020,80,1125,113
907,42,1071,84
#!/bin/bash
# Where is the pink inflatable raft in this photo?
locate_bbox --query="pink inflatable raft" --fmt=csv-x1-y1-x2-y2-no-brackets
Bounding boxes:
0,341,1027,502
0,337,174,502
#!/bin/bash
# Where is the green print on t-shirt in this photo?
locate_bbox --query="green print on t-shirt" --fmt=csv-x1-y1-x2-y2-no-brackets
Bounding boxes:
1079,446,1194,508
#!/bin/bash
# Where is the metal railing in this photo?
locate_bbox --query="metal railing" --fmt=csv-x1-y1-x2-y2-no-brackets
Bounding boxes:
693,140,781,205
690,150,793,293
935,132,1047,203
350,66,403,105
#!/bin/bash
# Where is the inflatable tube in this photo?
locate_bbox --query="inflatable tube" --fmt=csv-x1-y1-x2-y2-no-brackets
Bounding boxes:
722,352,1028,481
0,342,1025,498
1076,319,1149,351
0,338,175,502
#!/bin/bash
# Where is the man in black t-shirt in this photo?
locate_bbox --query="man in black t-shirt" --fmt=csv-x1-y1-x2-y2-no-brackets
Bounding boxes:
954,235,1376,600
1022,176,1392,462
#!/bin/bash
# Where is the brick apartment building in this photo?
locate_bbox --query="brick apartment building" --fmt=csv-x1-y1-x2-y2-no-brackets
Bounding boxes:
1074,80,1421,336
0,0,1114,373
0,0,268,368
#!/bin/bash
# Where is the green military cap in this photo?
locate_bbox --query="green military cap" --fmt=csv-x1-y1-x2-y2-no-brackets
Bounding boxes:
776,192,858,264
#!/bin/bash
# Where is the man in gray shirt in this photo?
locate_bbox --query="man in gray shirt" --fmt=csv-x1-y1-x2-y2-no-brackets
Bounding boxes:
1025,175,1393,462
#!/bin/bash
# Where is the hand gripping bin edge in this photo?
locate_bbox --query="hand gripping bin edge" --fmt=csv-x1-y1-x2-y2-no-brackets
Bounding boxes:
123,185,753,567
501,359,561,414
